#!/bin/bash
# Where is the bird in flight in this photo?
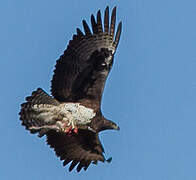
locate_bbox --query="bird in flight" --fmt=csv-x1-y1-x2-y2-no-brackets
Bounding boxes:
19,6,122,172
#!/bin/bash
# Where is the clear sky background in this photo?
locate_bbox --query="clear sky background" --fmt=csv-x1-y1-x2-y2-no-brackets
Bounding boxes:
1,0,196,179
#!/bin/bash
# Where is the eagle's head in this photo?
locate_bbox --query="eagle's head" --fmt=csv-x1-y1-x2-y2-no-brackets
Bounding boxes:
90,115,120,132
101,118,120,131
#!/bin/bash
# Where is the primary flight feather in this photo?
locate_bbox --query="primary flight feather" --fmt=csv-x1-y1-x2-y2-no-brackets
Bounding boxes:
19,6,122,172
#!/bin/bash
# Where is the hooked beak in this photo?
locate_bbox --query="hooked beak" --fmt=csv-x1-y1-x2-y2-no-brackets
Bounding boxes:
112,124,120,131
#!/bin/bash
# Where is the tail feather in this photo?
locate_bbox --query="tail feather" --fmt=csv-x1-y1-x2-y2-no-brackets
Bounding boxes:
24,88,59,106
19,88,60,135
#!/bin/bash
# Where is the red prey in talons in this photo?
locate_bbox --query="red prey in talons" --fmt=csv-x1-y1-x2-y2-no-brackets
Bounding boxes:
63,125,78,135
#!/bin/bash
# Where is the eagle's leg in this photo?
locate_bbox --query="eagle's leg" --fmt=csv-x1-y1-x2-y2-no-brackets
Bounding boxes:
64,121,78,134
61,122,77,134
60,119,78,134
73,127,78,133
63,126,78,134
71,120,78,134
64,126,72,134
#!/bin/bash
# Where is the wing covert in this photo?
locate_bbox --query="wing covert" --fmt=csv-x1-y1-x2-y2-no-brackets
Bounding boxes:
51,7,122,104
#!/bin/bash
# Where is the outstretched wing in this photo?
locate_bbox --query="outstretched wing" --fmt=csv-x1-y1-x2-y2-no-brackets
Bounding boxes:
51,7,122,105
46,130,106,172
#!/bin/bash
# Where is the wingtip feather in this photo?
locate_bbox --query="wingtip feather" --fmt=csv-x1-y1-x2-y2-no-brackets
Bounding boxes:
114,21,122,47
76,28,84,37
82,20,92,35
91,14,97,34
97,9,103,33
69,160,78,172
110,7,117,39
104,6,109,33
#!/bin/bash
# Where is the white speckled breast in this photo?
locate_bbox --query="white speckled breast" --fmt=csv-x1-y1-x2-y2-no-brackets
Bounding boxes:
31,103,96,127
63,103,96,124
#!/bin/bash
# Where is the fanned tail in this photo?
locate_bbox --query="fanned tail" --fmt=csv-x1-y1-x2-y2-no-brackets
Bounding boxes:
19,88,60,136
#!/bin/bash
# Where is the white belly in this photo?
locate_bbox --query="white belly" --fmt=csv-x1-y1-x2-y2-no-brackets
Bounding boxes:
62,103,96,125
32,103,96,126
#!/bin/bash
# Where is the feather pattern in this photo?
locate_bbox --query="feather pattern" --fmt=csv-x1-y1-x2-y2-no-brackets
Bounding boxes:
91,15,98,34
19,88,60,136
82,20,92,35
51,7,122,103
110,7,116,40
97,10,103,34
46,130,105,172
104,7,109,34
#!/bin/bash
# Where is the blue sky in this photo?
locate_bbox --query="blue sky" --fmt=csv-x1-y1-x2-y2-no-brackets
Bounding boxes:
1,0,196,179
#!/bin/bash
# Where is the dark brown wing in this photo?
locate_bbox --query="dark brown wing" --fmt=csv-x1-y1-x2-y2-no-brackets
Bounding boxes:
51,7,122,105
46,130,106,172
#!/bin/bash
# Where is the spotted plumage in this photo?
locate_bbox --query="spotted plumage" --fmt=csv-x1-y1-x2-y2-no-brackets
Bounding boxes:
19,6,122,172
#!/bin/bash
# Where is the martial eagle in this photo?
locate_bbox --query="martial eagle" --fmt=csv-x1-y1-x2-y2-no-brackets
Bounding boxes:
19,6,122,172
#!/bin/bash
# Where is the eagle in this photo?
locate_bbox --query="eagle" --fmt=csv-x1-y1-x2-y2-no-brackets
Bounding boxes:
19,6,122,172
